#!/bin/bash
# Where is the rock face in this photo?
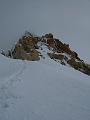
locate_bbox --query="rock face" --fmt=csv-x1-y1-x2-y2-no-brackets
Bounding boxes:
48,53,64,60
67,58,90,75
12,35,40,61
6,32,90,76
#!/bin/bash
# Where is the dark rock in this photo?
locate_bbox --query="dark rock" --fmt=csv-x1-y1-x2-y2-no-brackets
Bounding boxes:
45,33,53,39
48,53,64,60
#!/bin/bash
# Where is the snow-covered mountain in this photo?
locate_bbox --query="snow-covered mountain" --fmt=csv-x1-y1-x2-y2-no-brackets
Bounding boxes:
0,0,90,119
0,0,90,63
4,32,90,76
0,32,90,120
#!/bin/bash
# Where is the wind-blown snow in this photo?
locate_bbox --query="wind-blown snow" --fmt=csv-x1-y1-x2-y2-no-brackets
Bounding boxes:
0,54,90,120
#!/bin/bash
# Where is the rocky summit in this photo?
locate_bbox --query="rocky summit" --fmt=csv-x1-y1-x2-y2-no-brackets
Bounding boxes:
4,32,90,76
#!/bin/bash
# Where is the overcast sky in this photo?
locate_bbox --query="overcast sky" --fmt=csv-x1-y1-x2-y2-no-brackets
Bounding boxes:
0,0,90,62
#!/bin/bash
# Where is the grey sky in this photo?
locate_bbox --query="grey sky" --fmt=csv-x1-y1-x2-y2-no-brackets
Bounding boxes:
0,0,90,62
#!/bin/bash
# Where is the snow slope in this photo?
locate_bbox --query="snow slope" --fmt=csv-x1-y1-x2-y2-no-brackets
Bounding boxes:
0,54,90,120
0,54,24,84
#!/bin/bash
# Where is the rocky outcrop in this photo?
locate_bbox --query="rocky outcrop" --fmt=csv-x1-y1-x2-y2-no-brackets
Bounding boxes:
48,53,64,60
6,32,90,76
67,58,90,75
48,53,67,65
12,35,40,61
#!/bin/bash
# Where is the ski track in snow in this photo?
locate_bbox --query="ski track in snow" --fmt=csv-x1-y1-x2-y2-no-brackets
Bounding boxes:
0,57,90,120
0,60,26,119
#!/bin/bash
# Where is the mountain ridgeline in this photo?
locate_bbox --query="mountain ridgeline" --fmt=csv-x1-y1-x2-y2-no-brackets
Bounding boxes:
3,32,90,76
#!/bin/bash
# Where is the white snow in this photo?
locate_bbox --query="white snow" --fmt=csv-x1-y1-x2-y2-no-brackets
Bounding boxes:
0,54,90,120
0,54,24,84
0,0,90,119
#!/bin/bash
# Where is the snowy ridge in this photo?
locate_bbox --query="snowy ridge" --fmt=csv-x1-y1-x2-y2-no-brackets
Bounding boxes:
0,32,90,120
0,54,90,120
6,32,90,76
